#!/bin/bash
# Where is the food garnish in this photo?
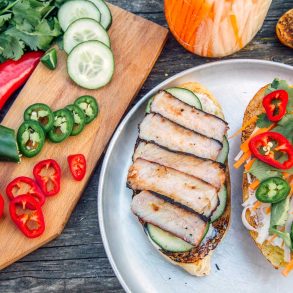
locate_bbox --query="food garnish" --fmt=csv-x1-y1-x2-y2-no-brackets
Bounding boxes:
9,195,45,238
67,154,86,181
33,159,61,196
6,176,46,206
17,121,45,158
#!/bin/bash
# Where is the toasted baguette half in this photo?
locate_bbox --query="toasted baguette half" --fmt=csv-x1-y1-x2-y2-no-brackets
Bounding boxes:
144,82,231,276
242,84,292,269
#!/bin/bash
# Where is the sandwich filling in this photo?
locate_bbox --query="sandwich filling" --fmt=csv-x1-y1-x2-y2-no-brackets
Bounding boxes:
234,79,293,276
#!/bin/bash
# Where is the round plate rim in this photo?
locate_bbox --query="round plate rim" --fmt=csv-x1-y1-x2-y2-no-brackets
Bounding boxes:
98,59,293,293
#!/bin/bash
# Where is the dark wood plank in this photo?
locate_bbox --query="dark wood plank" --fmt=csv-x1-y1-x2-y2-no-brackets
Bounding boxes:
0,0,292,292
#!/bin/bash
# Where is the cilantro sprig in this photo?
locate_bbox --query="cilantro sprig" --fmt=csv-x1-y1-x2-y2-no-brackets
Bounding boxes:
0,0,66,62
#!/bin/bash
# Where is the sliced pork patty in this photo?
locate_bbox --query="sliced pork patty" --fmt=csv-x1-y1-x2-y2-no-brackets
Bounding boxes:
150,91,228,142
139,113,222,160
127,158,219,218
134,141,225,189
131,191,208,246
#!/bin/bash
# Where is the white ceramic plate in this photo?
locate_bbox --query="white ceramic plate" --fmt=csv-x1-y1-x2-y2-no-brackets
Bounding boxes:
98,60,293,293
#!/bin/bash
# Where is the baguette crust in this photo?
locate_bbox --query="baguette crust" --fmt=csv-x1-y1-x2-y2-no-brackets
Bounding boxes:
242,85,289,269
145,82,231,276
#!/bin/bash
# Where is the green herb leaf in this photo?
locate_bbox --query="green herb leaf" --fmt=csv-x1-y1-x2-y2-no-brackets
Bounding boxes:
256,113,273,128
269,227,292,249
274,114,293,143
248,159,293,181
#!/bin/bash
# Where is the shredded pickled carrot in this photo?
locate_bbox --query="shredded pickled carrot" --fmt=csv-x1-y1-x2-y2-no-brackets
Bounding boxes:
283,172,290,179
267,234,277,244
233,151,251,169
230,14,243,49
252,201,261,211
249,180,260,190
244,158,256,171
282,259,293,277
229,116,258,139
240,124,276,153
265,207,271,214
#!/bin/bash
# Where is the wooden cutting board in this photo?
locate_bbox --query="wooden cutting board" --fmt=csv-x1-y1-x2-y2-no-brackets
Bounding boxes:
0,3,167,270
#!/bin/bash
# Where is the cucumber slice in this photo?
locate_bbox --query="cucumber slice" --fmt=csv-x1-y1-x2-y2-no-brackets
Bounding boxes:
217,136,229,164
145,96,154,113
166,87,202,109
211,185,227,222
147,224,193,252
64,18,110,54
146,222,210,253
87,0,112,30
67,40,114,89
58,0,101,31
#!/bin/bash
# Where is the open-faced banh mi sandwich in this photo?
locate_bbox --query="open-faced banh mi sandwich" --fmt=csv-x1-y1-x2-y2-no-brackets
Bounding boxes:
127,82,231,276
233,79,293,276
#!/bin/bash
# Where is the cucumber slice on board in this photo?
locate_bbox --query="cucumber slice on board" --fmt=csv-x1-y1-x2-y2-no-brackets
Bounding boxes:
211,185,227,222
67,40,114,90
146,222,210,253
64,18,110,54
166,87,202,109
217,136,229,164
58,0,101,31
87,0,112,30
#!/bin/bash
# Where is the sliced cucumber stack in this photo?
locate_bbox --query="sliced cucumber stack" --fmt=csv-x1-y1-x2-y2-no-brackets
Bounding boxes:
217,136,229,164
88,0,112,30
67,40,114,89
166,87,202,109
58,0,101,31
64,18,110,54
211,185,227,222
58,0,114,90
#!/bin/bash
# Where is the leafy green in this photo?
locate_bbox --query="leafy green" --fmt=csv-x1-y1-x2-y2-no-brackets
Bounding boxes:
248,159,293,181
270,197,290,227
273,114,293,143
256,113,273,128
0,0,62,62
269,227,292,249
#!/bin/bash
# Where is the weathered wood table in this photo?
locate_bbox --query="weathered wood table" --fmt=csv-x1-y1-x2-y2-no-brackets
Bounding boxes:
0,0,292,292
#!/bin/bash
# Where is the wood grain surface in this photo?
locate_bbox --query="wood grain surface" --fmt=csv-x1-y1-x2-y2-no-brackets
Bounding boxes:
0,3,167,272
0,0,292,292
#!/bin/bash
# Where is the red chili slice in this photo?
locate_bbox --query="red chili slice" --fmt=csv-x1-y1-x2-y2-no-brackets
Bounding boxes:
9,195,45,238
33,159,61,196
262,90,288,122
249,131,293,170
68,154,87,181
6,176,45,206
0,194,4,219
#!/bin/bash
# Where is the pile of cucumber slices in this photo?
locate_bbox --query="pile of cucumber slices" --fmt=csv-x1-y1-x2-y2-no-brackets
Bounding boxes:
58,0,114,89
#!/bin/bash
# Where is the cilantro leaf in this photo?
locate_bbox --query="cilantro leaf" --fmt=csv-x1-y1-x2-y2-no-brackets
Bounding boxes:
248,159,293,181
256,113,273,128
273,114,293,143
0,34,24,60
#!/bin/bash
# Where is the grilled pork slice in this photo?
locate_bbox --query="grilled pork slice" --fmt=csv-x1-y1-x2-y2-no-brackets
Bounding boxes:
127,158,219,218
131,191,208,246
139,114,222,160
150,91,228,142
134,141,225,189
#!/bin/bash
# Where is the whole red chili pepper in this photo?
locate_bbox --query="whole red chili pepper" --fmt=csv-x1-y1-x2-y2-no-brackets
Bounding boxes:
68,154,87,181
6,176,46,206
262,90,288,122
9,195,45,238
33,159,61,196
249,131,293,170
0,194,4,219
0,51,44,110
